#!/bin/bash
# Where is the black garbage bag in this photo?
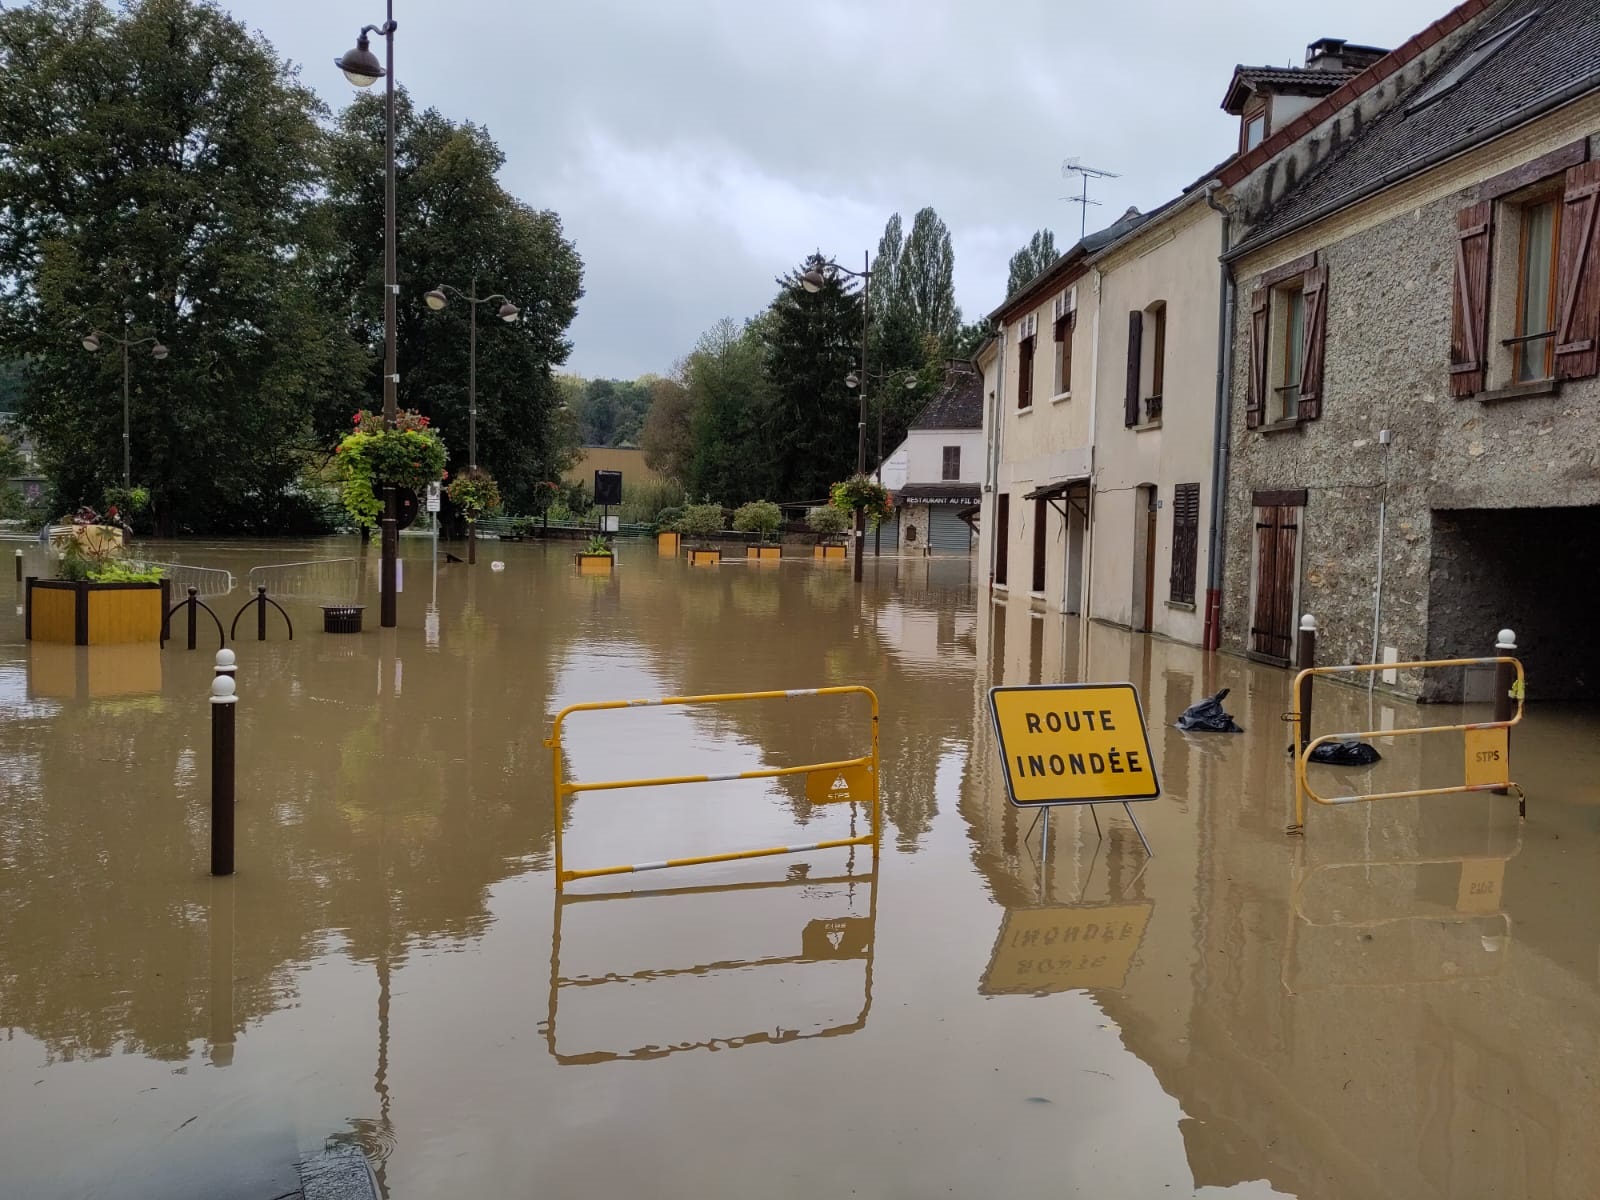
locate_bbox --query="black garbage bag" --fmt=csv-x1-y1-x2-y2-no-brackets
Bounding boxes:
1175,688,1243,733
1308,740,1382,766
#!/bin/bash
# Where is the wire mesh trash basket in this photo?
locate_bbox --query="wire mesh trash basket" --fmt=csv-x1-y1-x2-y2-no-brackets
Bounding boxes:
321,604,364,634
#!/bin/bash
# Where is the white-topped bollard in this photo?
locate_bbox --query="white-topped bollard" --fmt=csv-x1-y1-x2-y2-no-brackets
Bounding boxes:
14,548,21,582
211,654,237,876
1296,614,1318,754
1492,630,1517,791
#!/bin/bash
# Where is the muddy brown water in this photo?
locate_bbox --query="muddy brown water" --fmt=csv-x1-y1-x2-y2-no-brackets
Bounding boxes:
1,537,1596,1199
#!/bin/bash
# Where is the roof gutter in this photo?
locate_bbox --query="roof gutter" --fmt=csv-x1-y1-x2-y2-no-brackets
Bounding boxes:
1225,75,1600,264
1201,180,1234,653
1084,186,1211,267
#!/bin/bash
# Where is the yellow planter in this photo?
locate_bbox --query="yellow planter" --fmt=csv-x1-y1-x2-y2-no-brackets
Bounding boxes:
25,578,163,645
657,531,681,556
813,544,848,561
750,545,782,562
575,553,614,577
688,548,722,567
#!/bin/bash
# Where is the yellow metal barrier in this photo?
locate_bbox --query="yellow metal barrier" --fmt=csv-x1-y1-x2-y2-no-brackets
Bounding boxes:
545,685,880,889
1291,656,1525,832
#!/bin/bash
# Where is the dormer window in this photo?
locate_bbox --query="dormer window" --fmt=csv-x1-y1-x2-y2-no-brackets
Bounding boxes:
1244,110,1267,150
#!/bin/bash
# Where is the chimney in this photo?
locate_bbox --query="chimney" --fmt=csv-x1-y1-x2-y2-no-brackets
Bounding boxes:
1305,37,1388,72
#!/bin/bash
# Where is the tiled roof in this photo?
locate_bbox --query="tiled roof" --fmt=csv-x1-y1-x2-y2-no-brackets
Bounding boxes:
910,361,983,431
1226,63,1364,106
1234,0,1600,254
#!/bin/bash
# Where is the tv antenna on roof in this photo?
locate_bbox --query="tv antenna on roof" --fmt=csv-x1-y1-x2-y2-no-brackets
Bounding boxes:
1062,158,1121,240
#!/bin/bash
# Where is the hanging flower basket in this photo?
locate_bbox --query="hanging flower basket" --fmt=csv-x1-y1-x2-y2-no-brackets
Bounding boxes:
335,410,448,529
829,475,893,527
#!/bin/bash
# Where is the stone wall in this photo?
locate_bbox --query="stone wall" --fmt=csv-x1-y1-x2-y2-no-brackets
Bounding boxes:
1222,129,1600,698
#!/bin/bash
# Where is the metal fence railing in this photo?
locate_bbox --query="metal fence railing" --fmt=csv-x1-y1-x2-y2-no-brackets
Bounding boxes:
245,558,360,606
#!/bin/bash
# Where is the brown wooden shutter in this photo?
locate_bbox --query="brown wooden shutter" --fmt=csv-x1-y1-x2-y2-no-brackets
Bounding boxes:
1124,310,1143,427
1168,482,1200,605
1053,314,1068,341
1555,161,1600,381
1245,289,1268,429
1449,201,1492,397
1297,264,1329,420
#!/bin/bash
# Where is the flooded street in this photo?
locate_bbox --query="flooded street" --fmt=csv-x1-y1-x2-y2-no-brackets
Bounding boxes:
2,537,1596,1199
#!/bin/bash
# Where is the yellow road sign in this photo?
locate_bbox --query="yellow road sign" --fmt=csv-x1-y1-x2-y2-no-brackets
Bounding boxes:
988,683,1160,806
1464,726,1509,788
981,903,1153,994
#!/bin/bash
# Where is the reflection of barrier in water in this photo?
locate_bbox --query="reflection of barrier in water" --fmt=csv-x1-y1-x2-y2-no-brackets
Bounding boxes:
982,901,1153,995
1290,654,1526,834
546,866,877,1065
546,686,880,889
1282,814,1523,995
245,558,361,607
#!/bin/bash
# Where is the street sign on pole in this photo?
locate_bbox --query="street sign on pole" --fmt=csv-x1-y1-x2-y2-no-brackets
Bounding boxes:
426,482,441,513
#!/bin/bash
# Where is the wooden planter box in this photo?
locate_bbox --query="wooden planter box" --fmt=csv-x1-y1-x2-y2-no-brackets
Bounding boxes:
657,531,681,556
688,548,722,567
813,544,848,561
25,577,163,645
750,545,782,562
576,552,615,576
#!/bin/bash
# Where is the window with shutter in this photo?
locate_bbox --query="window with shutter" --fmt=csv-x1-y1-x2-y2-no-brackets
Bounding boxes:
1450,201,1492,396
1053,312,1074,396
1017,336,1036,409
1169,482,1200,605
1246,289,1268,429
1124,310,1143,427
1298,265,1329,419
1555,160,1600,381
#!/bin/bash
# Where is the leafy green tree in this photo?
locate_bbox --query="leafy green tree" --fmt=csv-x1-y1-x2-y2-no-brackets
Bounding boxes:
676,501,724,545
0,0,361,533
684,317,773,505
899,207,960,346
1007,229,1059,296
639,372,695,485
731,499,782,543
805,504,849,540
953,319,993,358
0,360,24,416
324,93,583,514
761,258,864,504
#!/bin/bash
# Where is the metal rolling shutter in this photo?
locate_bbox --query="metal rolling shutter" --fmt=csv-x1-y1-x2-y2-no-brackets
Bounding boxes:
927,506,973,554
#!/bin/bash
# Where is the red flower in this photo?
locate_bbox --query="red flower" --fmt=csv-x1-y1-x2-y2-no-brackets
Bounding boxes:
441,470,449,480
353,412,361,424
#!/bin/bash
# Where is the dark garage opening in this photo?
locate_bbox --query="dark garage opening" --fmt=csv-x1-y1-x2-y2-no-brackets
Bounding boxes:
1426,507,1600,702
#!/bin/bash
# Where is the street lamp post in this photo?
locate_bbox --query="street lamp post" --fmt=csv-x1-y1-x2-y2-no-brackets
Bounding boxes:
800,252,873,582
336,3,400,628
82,322,168,496
423,280,519,565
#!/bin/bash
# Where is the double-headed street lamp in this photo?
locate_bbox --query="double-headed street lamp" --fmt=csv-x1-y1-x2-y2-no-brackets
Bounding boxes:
336,4,400,628
82,324,168,493
800,253,874,583
423,280,519,564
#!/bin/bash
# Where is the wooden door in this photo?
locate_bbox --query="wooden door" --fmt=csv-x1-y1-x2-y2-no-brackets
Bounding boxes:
1250,504,1300,661
1031,498,1048,592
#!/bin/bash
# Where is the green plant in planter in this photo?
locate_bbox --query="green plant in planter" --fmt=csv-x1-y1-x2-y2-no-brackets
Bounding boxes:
583,534,612,556
732,499,783,544
676,502,725,547
447,467,502,520
829,474,893,527
102,485,150,531
86,562,164,583
335,409,448,528
805,504,850,542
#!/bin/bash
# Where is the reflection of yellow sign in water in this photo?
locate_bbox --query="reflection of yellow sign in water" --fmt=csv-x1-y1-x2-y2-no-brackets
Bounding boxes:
988,683,1159,806
1457,857,1506,913
805,762,872,804
982,903,1153,994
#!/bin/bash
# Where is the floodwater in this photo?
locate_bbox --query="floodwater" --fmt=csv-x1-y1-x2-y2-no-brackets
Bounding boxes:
1,536,1596,1199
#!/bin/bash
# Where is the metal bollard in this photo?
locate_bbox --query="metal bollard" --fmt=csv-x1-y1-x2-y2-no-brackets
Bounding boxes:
187,586,199,650
14,549,21,582
210,649,237,876
256,585,268,641
1492,629,1516,796
1296,614,1317,757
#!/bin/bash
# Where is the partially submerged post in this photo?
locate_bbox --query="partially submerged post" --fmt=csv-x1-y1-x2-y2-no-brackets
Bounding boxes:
1492,628,1516,796
211,650,237,876
1296,614,1317,757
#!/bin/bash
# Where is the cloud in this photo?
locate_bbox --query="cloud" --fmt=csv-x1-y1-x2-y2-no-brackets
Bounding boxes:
231,0,1453,377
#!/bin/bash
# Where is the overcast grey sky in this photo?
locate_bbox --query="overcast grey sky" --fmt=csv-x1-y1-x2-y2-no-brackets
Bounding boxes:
227,0,1447,379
